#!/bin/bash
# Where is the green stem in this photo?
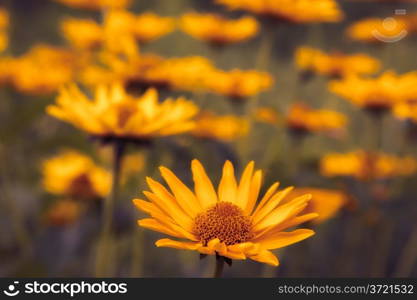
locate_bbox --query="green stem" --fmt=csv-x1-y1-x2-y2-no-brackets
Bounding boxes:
95,140,126,277
213,255,225,278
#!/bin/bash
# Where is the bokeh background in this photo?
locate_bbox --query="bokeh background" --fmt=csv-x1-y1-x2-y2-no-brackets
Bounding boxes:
1,0,417,277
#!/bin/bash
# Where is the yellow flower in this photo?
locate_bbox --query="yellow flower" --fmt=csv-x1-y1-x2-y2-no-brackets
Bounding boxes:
295,46,380,77
288,188,348,224
0,57,14,84
254,107,281,126
47,83,199,139
320,150,417,180
286,103,347,135
180,12,259,45
346,17,409,43
53,0,131,10
133,160,316,266
192,111,249,141
393,102,417,123
205,69,273,99
329,71,403,112
0,8,9,52
216,0,343,23
61,18,103,49
10,45,79,95
42,150,111,198
44,199,85,226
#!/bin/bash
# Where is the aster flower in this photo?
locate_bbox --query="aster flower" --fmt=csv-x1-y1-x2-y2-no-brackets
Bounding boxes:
60,18,103,50
180,12,259,45
0,8,8,52
320,150,417,180
295,46,380,78
133,160,316,268
42,150,111,199
46,83,199,141
192,111,249,141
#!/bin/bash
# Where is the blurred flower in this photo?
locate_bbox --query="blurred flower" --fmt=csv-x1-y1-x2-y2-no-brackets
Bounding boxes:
44,199,85,226
254,107,280,126
61,18,103,50
0,8,9,52
42,150,111,199
286,103,347,136
0,57,14,84
47,83,199,140
192,111,249,141
10,45,80,95
133,160,316,266
320,150,417,180
180,12,259,45
53,0,131,10
205,69,273,99
329,71,404,112
216,0,343,23
289,188,348,224
295,46,380,77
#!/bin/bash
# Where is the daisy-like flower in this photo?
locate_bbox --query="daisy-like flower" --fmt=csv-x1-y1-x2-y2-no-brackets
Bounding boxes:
216,0,343,23
288,188,349,224
42,150,111,199
133,160,316,267
320,150,417,180
53,0,131,10
60,18,103,50
192,111,249,141
286,103,347,136
180,12,259,45
205,69,273,99
328,71,404,113
295,46,380,78
44,199,85,226
46,83,199,140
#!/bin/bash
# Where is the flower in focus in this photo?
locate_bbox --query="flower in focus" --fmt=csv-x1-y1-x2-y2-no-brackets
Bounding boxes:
44,199,85,226
47,83,199,140
286,103,347,136
191,111,249,141
0,8,9,52
205,69,273,99
53,0,131,10
180,12,259,45
61,18,103,50
254,107,281,126
216,0,343,23
133,160,316,266
288,188,349,224
320,150,417,180
42,150,111,199
329,71,404,112
295,46,380,77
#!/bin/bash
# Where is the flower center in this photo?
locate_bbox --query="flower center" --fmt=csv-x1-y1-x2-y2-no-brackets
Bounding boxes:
193,202,253,246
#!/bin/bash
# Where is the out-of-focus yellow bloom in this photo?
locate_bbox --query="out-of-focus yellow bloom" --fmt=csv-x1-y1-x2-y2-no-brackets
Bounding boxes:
295,46,380,77
180,12,259,45
392,72,417,122
53,0,131,10
10,45,79,95
286,103,347,135
61,18,103,49
216,0,343,23
42,150,111,198
329,71,405,112
45,199,85,226
320,150,417,180
103,10,175,44
289,188,348,224
205,69,273,99
346,17,409,43
0,57,14,84
192,111,249,141
47,84,199,139
0,8,9,52
254,107,280,126
133,160,316,266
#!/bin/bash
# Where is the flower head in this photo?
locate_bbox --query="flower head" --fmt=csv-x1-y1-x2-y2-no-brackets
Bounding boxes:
0,8,9,52
180,12,259,45
133,160,316,266
47,83,199,140
295,47,380,77
61,18,103,50
53,0,131,10
42,150,111,199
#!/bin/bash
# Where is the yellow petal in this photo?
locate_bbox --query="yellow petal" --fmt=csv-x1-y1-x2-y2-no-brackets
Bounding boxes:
235,161,254,210
191,159,217,208
138,218,184,239
155,238,202,250
250,250,279,266
252,187,294,225
218,160,237,203
244,170,262,215
159,166,202,217
255,229,315,250
252,182,280,216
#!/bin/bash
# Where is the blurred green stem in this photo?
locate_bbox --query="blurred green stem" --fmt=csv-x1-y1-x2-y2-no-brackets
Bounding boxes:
95,140,126,277
394,225,417,277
